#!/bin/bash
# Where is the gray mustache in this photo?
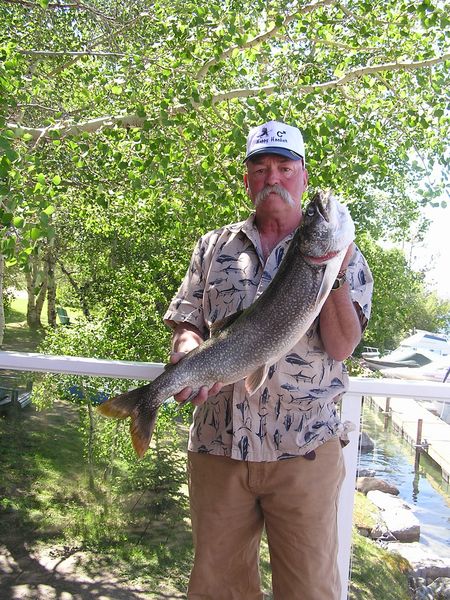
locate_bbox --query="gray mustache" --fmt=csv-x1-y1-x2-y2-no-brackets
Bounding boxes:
255,184,295,207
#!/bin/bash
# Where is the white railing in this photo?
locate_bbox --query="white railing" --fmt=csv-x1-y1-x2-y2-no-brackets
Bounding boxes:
1,349,449,600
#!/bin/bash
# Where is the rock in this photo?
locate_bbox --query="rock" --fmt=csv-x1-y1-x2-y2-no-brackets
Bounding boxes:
428,577,450,599
370,522,397,541
367,490,411,512
414,587,434,600
387,543,450,581
367,491,420,542
356,526,371,537
357,476,400,496
357,468,376,477
359,431,375,452
413,576,450,599
414,584,434,600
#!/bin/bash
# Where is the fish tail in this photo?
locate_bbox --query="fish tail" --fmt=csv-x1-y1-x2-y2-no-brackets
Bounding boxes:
97,383,159,458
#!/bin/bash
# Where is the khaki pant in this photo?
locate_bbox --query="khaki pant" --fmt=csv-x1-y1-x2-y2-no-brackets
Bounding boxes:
187,437,345,600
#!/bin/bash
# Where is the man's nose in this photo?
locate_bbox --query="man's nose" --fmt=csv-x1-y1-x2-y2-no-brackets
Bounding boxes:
265,165,280,185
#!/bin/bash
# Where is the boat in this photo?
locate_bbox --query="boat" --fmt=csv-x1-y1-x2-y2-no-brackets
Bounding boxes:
362,330,450,371
380,357,450,383
362,347,436,371
397,330,450,356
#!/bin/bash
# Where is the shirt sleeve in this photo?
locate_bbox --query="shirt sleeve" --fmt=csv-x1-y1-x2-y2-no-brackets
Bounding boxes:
348,245,373,324
163,236,209,337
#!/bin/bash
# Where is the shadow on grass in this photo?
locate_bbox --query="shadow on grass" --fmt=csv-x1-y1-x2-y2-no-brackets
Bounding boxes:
0,400,194,599
5,305,30,324
2,321,46,352
0,539,187,600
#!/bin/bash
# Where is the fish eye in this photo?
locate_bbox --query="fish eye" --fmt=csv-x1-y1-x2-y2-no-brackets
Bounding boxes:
306,205,315,217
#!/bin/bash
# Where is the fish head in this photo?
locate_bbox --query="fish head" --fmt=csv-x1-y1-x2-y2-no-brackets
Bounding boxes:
299,190,355,265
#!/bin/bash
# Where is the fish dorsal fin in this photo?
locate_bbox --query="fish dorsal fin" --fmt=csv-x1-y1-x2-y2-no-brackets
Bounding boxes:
245,364,269,396
210,309,244,336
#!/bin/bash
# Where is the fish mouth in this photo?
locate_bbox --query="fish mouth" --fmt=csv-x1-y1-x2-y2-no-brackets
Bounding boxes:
305,250,340,264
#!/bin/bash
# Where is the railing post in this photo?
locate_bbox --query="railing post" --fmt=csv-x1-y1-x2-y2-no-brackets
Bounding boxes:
384,397,391,430
338,392,364,600
415,418,423,471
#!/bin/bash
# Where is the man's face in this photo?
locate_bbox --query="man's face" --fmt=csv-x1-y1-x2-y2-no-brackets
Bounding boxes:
244,154,308,209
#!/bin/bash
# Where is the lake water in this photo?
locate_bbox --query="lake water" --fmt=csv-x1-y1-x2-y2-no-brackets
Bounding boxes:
358,401,450,559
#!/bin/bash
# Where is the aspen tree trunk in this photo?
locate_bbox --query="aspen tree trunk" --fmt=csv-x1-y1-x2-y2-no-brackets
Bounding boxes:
26,255,48,329
0,255,5,347
46,246,57,327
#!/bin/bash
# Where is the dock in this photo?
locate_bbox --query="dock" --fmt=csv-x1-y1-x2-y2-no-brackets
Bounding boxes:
368,395,450,483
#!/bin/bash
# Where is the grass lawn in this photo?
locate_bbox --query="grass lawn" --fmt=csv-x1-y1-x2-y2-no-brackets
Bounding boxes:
0,399,195,598
2,294,81,352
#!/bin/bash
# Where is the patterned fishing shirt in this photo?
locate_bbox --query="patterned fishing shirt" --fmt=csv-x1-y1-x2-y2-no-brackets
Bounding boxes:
164,213,373,462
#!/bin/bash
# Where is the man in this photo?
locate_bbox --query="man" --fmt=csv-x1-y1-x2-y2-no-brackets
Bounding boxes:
164,120,373,600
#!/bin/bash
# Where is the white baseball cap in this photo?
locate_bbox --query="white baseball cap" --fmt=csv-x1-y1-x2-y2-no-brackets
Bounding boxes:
244,120,305,162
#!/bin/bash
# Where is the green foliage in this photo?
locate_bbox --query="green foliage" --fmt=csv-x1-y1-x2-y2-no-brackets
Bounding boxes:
357,233,450,351
1,0,448,356
1,7,446,583
353,491,378,530
34,316,193,474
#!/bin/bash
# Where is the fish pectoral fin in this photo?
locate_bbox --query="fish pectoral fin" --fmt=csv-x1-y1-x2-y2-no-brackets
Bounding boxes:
210,309,245,336
245,364,269,396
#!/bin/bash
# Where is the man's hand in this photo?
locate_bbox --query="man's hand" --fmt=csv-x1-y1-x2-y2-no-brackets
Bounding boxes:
169,351,223,406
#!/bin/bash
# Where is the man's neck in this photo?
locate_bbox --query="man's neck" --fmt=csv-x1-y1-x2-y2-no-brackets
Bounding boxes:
256,205,302,237
255,208,302,259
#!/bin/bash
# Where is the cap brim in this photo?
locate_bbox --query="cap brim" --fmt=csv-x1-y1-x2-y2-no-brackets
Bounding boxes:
244,147,303,163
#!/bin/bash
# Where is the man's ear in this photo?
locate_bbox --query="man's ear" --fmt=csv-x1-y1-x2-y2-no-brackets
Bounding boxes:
243,172,249,191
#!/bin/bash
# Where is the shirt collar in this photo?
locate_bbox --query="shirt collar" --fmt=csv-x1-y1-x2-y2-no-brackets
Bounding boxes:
225,213,297,265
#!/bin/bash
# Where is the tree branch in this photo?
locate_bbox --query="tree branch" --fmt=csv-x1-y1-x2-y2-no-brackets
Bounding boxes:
310,37,378,53
196,0,336,80
16,49,127,58
57,258,91,317
45,13,144,78
2,0,116,21
293,52,450,92
8,53,449,141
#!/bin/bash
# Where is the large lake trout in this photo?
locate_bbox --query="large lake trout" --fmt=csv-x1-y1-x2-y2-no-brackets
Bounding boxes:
98,190,355,457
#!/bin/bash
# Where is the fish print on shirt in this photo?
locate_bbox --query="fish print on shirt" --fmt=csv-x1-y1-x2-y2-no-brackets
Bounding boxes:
164,213,373,461
285,353,314,368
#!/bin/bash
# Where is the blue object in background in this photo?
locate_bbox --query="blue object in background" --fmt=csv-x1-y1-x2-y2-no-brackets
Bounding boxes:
68,385,109,405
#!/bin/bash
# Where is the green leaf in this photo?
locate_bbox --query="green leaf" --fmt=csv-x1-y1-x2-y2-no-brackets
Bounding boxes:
1,212,13,226
30,227,42,241
52,175,61,185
